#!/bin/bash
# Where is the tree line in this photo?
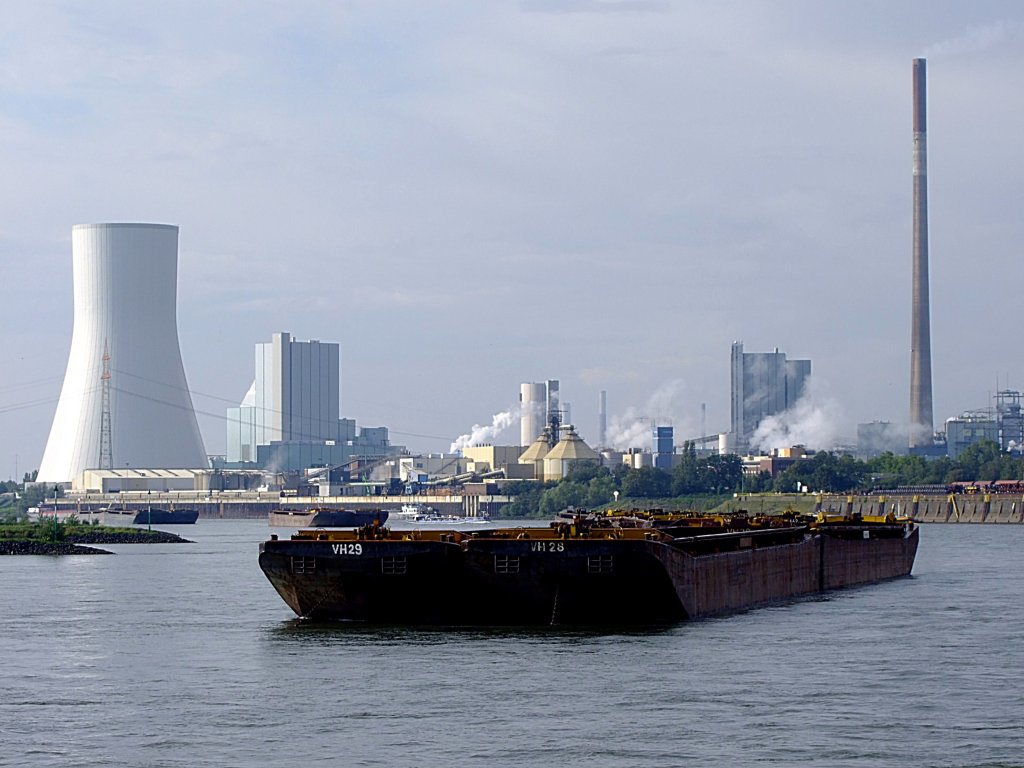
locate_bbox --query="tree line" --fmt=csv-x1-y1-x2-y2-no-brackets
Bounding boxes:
498,440,1024,517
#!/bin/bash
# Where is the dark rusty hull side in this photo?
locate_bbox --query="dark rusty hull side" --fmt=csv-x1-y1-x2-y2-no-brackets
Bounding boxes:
652,525,920,619
820,525,919,590
259,539,464,622
653,537,822,618
460,539,686,625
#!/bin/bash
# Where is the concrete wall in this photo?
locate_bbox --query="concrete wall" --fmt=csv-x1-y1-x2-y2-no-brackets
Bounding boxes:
817,494,1024,524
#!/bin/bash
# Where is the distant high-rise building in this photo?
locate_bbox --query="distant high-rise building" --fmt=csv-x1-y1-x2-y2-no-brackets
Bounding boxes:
38,223,207,482
730,342,810,453
228,332,339,462
652,426,674,470
224,332,398,471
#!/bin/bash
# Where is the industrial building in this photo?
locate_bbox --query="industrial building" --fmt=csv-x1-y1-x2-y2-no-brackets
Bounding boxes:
515,425,600,482
945,412,999,460
729,342,810,453
519,379,560,446
38,223,207,483
995,390,1024,453
224,331,401,472
652,426,674,470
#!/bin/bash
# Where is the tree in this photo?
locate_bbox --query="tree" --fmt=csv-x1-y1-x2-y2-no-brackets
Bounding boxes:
620,466,672,499
671,442,701,495
704,453,743,493
586,473,616,507
539,482,589,515
499,481,549,518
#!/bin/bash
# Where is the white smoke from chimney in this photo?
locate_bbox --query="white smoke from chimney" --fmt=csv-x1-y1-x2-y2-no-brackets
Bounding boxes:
750,379,844,453
450,408,518,453
607,380,690,450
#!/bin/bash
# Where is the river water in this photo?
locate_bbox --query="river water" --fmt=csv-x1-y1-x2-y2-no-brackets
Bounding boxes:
1,520,1021,768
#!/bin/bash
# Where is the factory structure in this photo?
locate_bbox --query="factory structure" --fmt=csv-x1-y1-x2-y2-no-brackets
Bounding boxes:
519,380,560,447
38,223,207,483
728,342,810,455
222,331,400,473
909,57,938,454
29,60,1020,506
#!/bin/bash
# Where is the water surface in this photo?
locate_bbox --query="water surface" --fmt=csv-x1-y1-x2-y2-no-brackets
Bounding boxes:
1,521,1020,767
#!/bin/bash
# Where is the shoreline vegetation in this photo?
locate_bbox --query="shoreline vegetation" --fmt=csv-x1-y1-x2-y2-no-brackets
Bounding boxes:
0,519,192,556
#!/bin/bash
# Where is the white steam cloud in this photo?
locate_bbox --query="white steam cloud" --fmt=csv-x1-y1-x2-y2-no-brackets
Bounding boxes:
607,380,691,450
750,379,844,453
450,408,517,453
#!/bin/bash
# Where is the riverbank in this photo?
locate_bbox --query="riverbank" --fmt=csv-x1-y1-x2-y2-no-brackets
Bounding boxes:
0,540,113,555
0,522,192,555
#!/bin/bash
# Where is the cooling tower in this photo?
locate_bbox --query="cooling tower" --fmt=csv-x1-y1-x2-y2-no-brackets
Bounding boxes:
37,223,207,482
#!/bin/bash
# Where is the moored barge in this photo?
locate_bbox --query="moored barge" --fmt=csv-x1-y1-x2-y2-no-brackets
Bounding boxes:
258,512,919,625
268,508,389,528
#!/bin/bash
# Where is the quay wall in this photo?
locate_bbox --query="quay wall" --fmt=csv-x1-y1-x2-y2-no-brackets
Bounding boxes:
817,494,1024,524
50,493,505,520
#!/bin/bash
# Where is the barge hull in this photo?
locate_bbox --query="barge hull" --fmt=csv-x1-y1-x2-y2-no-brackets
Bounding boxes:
260,524,919,625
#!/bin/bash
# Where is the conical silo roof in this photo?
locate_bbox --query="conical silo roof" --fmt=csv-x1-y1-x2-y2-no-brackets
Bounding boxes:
544,426,600,462
519,431,551,463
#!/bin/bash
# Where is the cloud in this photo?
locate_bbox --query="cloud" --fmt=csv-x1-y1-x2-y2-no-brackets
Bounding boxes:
520,0,670,15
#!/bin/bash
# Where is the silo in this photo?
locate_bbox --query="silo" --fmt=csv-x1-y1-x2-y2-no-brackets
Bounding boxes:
37,223,207,482
519,382,547,447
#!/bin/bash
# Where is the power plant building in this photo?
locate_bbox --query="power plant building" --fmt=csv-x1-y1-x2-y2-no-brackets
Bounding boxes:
730,342,810,453
38,223,207,483
226,332,398,471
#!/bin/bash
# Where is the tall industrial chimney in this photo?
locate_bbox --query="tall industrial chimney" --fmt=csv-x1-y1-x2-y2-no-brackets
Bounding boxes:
909,58,934,449
598,390,607,448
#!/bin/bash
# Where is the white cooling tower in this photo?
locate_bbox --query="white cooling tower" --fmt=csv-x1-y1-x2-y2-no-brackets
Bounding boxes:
37,223,207,482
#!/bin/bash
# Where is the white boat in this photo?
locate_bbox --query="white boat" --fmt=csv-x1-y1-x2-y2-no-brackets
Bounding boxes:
390,505,489,526
391,504,429,520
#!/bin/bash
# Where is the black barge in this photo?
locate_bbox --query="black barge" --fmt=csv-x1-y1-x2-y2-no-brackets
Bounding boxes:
258,513,919,625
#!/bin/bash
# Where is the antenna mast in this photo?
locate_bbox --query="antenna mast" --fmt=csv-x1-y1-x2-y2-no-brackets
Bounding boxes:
99,340,113,470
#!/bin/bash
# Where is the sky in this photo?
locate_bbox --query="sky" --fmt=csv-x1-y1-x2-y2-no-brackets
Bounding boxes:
2,1,1023,477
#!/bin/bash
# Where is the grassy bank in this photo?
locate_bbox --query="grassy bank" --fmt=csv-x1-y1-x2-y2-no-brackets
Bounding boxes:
591,493,820,517
0,519,192,547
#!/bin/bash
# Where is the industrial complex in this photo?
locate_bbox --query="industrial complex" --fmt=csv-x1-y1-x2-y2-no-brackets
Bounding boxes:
26,60,1024,515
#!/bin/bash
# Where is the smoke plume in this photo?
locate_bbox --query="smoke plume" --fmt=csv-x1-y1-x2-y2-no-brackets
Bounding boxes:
450,409,517,453
607,380,691,450
750,379,844,452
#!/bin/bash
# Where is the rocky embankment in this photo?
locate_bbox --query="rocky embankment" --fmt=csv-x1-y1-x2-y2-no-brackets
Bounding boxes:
0,541,113,555
66,529,191,545
0,527,192,555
